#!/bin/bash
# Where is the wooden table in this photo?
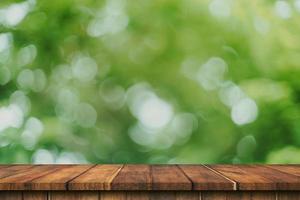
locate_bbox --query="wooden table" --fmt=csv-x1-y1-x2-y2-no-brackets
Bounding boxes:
0,165,299,199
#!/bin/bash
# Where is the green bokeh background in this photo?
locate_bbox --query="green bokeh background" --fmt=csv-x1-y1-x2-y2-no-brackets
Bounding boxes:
1,0,300,164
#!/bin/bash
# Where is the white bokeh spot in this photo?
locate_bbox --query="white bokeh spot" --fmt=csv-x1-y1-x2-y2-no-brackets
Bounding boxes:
231,98,258,125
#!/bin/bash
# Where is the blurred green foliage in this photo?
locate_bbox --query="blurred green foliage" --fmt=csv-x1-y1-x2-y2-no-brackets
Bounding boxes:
0,0,300,164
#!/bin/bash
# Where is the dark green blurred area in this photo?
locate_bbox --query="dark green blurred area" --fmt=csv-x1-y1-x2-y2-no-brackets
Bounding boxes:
0,0,300,164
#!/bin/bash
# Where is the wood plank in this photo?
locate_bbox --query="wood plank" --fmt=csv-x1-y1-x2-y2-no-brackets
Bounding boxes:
0,165,10,169
0,165,63,190
239,165,300,190
126,192,149,200
0,165,34,179
201,191,276,200
176,191,200,200
50,191,98,200
23,192,47,200
69,165,123,190
207,165,300,190
100,192,199,200
0,191,22,200
0,165,298,192
277,191,300,200
151,165,192,190
207,165,273,190
27,165,94,190
150,192,176,200
267,165,300,177
111,165,151,190
250,192,277,200
179,165,235,190
100,192,126,200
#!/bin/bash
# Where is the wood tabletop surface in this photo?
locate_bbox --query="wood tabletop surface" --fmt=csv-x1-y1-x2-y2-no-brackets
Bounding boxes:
0,165,299,191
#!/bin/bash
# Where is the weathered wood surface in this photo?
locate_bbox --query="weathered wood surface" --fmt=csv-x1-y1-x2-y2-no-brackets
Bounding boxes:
0,165,300,199
0,164,299,191
179,165,235,190
151,165,191,190
111,165,151,190
69,165,123,190
29,165,94,190
0,164,300,200
207,165,300,190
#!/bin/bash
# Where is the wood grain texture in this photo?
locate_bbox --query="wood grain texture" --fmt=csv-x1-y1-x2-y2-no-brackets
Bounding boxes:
207,165,300,190
175,192,200,200
201,192,276,200
0,165,34,179
0,165,299,192
150,192,176,200
207,165,272,190
28,165,94,190
0,191,22,200
111,165,151,190
267,165,300,177
179,165,235,190
50,191,98,200
101,191,200,200
250,192,277,200
100,192,126,200
126,192,149,200
151,165,192,190
0,191,296,200
239,165,300,190
23,192,47,200
277,192,300,200
69,165,123,190
0,165,63,190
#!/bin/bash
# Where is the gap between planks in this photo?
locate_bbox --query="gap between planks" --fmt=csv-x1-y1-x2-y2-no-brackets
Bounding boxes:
1,165,300,192
65,165,98,190
264,165,300,178
0,165,36,180
176,164,195,190
31,164,236,191
108,165,124,187
202,165,237,190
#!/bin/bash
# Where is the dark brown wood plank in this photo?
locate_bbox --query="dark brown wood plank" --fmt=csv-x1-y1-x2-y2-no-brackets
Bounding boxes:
179,165,235,190
0,165,34,179
0,191,22,200
277,191,300,200
101,192,199,200
0,165,63,190
100,192,126,200
267,165,300,177
251,192,277,200
176,192,200,200
149,192,176,200
207,165,300,190
111,164,151,190
100,192,200,200
126,192,149,200
27,165,94,190
50,191,98,200
151,165,192,190
201,191,276,200
23,192,47,200
0,165,10,169
69,165,123,190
